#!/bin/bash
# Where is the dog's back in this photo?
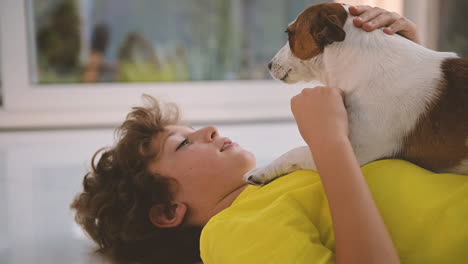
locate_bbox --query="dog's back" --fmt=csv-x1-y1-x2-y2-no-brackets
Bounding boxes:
399,58,468,173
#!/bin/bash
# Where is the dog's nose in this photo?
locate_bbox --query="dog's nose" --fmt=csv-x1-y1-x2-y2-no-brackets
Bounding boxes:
268,62,273,70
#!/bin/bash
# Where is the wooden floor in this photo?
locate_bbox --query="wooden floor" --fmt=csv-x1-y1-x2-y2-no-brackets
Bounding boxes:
0,122,303,264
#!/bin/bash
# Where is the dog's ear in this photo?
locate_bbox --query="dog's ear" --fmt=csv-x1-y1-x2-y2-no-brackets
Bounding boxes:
313,14,346,47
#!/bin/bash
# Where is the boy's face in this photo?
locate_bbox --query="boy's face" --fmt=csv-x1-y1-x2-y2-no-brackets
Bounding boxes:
149,125,256,225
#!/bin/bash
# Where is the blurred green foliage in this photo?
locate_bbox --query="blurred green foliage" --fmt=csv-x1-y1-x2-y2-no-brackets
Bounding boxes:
36,0,81,78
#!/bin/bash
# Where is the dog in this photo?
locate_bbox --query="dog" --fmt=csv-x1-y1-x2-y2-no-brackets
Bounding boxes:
244,3,468,185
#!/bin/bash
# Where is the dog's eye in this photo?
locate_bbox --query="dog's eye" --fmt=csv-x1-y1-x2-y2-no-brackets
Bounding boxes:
285,28,294,37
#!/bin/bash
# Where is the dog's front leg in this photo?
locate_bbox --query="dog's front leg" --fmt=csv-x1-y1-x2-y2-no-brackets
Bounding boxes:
243,146,316,185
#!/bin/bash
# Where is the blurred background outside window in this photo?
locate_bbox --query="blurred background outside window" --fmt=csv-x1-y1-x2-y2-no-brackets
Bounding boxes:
30,0,334,84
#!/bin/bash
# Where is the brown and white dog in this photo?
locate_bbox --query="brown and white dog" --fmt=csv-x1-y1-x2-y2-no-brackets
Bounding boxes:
244,3,468,184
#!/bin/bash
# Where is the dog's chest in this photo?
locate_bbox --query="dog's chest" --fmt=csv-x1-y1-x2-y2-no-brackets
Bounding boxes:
344,92,421,163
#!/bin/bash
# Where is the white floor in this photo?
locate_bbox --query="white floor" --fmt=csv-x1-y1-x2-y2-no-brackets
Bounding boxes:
0,122,305,264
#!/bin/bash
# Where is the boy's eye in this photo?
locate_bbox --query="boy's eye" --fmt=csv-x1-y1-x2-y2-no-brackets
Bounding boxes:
176,138,190,151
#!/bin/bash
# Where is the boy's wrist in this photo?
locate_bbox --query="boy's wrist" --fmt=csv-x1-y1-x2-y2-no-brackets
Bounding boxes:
307,134,350,153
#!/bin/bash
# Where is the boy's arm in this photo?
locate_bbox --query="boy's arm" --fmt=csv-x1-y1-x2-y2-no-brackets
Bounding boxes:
312,136,400,264
291,87,400,264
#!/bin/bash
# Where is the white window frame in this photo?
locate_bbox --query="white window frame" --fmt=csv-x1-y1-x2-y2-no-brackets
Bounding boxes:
0,0,435,129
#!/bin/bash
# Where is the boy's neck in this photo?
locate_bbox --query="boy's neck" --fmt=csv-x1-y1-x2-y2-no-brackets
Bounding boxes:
204,184,248,225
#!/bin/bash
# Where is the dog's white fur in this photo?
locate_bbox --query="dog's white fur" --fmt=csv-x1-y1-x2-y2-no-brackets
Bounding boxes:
452,139,468,172
244,5,459,184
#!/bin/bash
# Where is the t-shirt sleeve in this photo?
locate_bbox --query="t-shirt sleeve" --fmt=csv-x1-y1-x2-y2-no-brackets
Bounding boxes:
200,217,335,264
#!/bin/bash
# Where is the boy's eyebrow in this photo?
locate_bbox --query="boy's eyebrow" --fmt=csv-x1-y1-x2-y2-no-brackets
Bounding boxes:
171,125,195,135
166,125,195,141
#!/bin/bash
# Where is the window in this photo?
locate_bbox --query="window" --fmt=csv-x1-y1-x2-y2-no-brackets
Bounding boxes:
4,0,335,128
31,0,334,84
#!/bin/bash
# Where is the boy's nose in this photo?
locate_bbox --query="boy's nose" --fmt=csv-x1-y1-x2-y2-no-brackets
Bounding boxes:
207,126,218,140
194,126,218,142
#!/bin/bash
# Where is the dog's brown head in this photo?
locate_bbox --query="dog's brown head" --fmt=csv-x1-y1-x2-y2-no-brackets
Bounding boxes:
270,3,348,83
288,3,348,59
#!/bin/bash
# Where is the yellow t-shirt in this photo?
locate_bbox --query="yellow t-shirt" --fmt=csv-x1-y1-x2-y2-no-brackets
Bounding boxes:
200,159,468,264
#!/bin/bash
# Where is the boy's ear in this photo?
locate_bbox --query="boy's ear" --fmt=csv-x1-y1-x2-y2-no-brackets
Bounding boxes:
149,202,187,228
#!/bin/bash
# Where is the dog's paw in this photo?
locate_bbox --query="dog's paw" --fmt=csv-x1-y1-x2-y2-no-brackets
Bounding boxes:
243,163,302,185
243,166,278,186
